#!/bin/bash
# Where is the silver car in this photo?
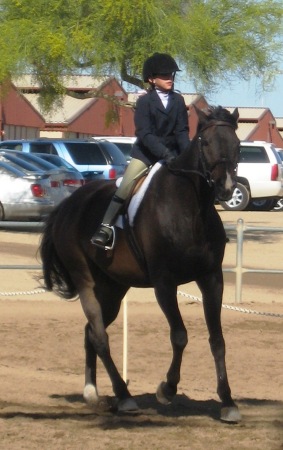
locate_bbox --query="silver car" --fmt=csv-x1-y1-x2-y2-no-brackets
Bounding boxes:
32,152,85,194
0,160,55,221
0,150,84,204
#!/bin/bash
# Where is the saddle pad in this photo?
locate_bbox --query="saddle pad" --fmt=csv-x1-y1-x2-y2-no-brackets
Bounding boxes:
115,161,162,228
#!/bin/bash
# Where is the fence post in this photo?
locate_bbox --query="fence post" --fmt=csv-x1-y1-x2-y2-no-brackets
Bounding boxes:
123,295,128,383
235,218,244,303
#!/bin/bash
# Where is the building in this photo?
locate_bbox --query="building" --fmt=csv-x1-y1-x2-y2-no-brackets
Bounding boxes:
226,107,283,147
275,117,283,147
1,75,136,140
0,75,283,147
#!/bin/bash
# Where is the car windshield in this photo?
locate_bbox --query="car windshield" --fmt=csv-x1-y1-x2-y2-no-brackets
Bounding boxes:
100,142,127,165
113,142,133,158
272,148,283,164
34,153,78,170
0,153,45,173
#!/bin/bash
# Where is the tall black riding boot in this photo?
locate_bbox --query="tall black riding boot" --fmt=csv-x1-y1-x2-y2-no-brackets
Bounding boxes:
91,195,124,248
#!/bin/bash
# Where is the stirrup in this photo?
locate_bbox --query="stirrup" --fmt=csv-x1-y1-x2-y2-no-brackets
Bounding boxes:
91,225,116,251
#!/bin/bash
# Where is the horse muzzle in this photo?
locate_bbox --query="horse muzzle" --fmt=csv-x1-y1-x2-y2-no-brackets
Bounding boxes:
215,176,237,201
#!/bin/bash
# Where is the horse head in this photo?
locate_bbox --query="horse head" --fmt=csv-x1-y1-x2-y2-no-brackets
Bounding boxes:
194,105,240,201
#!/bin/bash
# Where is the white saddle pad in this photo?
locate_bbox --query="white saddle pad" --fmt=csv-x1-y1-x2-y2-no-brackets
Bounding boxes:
115,162,162,228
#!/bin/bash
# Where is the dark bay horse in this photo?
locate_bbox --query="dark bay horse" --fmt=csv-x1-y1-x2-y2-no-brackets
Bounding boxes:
40,106,241,422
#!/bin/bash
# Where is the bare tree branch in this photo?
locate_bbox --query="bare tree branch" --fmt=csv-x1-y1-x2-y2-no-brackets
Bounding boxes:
65,86,136,109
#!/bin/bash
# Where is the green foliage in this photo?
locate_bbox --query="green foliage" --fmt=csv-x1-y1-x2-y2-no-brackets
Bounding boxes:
0,0,282,109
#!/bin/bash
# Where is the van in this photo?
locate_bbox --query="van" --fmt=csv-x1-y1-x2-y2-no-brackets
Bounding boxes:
0,139,127,181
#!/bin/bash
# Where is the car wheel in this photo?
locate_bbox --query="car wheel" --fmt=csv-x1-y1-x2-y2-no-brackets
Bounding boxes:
273,198,283,211
248,198,277,211
219,183,250,211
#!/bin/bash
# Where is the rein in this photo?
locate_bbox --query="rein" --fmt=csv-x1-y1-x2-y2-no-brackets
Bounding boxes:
167,120,237,185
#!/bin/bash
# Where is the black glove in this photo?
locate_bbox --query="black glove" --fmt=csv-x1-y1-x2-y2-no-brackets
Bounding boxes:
163,149,176,163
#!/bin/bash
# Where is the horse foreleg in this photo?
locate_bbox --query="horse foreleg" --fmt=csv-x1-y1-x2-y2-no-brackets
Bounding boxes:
198,272,241,422
154,283,188,404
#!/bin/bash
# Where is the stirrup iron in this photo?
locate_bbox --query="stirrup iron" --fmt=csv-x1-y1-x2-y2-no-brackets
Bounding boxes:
91,225,116,251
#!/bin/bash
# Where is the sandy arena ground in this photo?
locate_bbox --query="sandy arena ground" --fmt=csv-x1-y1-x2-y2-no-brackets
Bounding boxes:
0,208,282,450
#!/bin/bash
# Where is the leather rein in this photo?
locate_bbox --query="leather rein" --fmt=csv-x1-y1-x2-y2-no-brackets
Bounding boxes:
167,120,237,186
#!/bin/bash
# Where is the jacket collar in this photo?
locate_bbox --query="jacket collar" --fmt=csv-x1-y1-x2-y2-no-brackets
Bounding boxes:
150,89,175,113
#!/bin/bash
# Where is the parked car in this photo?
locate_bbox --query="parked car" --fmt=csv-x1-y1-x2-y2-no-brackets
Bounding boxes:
93,136,136,164
0,160,55,221
0,150,83,205
219,141,283,211
0,139,127,181
31,153,85,193
273,148,283,211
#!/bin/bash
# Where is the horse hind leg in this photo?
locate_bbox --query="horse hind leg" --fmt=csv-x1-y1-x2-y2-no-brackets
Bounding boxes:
197,272,241,422
81,277,138,413
83,322,99,405
154,282,188,405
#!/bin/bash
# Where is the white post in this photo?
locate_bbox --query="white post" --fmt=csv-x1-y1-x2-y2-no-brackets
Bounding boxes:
235,218,244,303
122,295,128,383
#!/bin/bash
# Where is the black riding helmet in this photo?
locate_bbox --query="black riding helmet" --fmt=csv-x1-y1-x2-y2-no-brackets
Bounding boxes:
143,52,180,82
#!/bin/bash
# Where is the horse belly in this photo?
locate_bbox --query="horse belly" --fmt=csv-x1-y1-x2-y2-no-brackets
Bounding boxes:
95,237,151,287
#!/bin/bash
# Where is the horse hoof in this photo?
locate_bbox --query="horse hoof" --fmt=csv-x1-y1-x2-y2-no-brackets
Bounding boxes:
83,383,99,405
221,406,241,423
156,382,174,405
118,397,139,412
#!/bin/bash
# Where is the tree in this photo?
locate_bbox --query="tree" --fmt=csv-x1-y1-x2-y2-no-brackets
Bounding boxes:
0,0,282,110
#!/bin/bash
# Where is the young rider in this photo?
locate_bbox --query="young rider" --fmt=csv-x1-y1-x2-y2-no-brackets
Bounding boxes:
91,52,190,248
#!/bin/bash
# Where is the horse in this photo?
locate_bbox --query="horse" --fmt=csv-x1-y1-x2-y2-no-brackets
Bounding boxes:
40,105,241,422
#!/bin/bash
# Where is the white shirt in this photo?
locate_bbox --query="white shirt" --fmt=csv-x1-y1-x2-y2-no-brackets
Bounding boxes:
156,89,170,108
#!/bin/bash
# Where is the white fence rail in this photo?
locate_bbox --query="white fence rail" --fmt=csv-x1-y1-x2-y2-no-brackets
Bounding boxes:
224,218,283,303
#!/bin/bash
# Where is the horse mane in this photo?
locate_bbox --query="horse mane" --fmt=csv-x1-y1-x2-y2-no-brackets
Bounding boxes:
197,105,238,131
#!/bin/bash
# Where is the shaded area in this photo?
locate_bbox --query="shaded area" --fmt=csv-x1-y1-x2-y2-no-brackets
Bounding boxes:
1,394,282,425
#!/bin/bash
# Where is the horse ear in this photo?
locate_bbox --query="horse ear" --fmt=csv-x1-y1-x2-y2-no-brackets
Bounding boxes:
232,107,239,122
193,104,209,125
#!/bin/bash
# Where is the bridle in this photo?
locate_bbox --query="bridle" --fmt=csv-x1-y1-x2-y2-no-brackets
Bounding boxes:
197,121,238,185
167,120,238,186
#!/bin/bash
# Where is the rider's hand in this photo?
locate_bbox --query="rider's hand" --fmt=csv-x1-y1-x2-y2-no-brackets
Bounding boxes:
163,149,175,163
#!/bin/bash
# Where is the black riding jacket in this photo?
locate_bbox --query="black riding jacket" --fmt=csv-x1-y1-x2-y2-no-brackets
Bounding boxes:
132,89,190,165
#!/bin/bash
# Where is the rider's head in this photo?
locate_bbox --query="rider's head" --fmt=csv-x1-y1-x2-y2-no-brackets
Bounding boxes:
142,53,180,91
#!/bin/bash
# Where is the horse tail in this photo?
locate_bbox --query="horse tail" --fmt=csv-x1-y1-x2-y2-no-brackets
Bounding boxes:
39,208,78,300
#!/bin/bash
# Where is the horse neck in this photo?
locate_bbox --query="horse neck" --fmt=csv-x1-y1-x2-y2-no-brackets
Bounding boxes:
174,137,200,170
167,137,215,206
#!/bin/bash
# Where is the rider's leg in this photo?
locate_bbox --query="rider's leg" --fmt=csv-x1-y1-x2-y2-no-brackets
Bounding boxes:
91,158,148,246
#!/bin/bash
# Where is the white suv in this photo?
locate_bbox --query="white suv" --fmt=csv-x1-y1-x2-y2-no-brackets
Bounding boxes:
219,141,283,211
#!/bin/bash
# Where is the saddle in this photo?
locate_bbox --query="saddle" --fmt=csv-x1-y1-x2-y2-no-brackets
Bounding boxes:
116,161,162,228
110,162,163,268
